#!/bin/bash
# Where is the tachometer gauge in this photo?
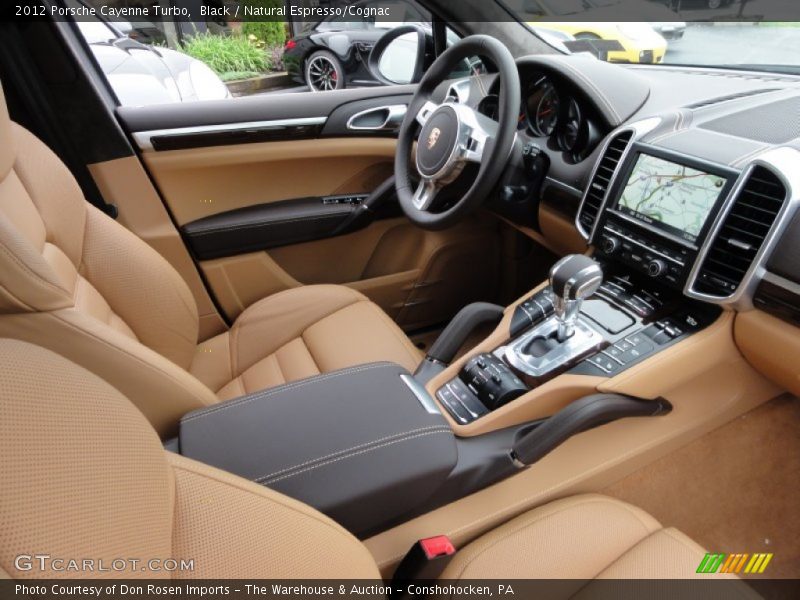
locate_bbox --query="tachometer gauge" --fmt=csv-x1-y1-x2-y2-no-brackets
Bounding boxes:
527,80,560,137
479,94,529,131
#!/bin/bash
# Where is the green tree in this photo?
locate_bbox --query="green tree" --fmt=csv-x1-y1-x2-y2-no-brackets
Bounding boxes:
241,0,287,46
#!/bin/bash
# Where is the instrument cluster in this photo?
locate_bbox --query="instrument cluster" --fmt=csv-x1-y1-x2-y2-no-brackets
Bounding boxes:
478,72,601,163
524,74,600,162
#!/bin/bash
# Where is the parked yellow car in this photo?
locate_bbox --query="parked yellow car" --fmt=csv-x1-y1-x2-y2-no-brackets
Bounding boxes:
542,22,668,63
521,0,672,63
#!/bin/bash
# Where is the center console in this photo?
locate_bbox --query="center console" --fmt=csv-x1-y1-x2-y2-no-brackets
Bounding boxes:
435,253,719,425
430,128,786,426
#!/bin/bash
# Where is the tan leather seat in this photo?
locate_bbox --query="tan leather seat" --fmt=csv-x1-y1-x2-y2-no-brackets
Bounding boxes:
0,338,727,583
0,81,421,437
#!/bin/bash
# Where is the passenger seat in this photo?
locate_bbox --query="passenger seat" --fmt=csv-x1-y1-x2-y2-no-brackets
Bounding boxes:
0,339,736,583
0,81,421,438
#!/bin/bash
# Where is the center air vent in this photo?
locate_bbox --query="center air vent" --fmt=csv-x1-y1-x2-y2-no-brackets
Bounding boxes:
577,130,633,238
692,166,787,298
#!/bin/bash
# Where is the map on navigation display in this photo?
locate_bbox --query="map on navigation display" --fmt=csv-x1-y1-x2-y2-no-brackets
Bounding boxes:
617,154,727,242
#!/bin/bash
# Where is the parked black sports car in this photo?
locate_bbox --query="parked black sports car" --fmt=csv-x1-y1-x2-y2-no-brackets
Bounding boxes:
284,0,431,91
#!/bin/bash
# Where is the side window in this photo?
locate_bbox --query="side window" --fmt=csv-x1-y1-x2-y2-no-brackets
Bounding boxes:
77,0,439,105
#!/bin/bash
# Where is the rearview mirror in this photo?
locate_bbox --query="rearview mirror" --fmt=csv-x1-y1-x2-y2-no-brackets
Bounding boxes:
368,25,427,85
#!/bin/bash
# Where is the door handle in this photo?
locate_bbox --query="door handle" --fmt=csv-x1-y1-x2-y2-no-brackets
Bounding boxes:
346,105,408,132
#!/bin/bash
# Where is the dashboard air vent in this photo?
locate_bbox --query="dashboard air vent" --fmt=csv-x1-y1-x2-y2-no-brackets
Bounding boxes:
693,166,787,298
577,130,633,237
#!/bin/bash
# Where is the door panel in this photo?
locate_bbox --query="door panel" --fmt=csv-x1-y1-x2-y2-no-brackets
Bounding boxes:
118,86,501,329
142,138,396,225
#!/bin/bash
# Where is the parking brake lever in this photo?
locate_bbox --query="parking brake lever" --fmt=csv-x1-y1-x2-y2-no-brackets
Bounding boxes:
510,393,672,468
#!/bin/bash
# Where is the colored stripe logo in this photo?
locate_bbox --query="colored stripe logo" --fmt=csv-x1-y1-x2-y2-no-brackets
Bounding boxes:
697,552,773,574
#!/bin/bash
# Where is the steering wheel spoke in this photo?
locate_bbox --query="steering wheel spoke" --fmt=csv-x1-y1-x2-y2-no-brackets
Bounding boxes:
416,101,439,127
412,179,440,211
462,111,499,164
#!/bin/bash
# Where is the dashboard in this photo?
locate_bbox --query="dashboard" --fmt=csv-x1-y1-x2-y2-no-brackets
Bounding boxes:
453,54,800,332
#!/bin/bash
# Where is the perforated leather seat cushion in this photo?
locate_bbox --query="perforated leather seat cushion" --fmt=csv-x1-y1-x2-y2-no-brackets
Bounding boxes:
190,285,422,400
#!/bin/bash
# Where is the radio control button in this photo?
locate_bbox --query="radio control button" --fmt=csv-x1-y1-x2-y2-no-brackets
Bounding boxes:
647,259,667,278
600,234,620,255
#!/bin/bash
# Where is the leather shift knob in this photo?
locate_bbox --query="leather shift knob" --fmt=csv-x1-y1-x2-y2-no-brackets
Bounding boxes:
549,255,603,302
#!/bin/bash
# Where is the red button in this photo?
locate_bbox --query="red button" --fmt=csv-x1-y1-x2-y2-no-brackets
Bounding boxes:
419,535,456,559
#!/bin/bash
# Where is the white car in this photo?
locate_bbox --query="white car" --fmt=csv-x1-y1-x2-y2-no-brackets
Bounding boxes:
650,21,687,41
75,13,229,106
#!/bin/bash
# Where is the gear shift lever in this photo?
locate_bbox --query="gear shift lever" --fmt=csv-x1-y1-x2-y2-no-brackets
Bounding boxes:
549,255,604,342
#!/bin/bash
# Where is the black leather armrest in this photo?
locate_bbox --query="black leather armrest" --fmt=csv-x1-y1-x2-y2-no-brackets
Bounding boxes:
178,363,457,536
182,197,367,260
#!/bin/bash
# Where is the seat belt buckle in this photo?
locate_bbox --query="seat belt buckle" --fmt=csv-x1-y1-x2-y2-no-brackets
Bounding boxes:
392,535,456,588
419,535,456,560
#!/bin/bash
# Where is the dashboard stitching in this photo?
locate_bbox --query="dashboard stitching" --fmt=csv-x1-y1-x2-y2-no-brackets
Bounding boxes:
731,144,771,168
647,111,683,144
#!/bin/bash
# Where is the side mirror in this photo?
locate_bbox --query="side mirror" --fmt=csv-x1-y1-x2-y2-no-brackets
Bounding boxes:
368,25,427,86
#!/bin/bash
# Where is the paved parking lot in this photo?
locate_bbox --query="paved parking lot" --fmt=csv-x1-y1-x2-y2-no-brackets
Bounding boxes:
666,23,800,67
257,22,800,95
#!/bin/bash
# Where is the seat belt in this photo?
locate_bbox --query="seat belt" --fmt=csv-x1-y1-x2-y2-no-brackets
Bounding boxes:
391,535,457,598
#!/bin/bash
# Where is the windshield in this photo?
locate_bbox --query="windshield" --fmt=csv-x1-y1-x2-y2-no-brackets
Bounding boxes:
502,0,800,74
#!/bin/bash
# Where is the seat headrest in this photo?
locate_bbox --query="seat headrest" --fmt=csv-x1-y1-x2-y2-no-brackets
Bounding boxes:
0,81,14,179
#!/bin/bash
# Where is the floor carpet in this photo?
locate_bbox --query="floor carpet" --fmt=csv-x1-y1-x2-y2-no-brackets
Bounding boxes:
605,394,800,579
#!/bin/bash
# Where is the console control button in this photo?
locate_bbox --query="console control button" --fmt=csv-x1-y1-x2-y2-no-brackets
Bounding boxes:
600,234,620,255
623,296,652,318
647,259,667,278
588,354,620,374
616,341,655,365
510,287,555,337
625,332,649,347
460,353,528,411
615,339,633,352
603,345,627,362
437,379,488,424
642,324,670,345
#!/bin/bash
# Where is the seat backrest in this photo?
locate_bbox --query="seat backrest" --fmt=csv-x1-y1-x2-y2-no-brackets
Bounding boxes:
0,338,381,580
0,81,217,436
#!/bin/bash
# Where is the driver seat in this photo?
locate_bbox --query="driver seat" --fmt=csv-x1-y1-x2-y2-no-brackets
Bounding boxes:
0,81,421,437
1,339,736,583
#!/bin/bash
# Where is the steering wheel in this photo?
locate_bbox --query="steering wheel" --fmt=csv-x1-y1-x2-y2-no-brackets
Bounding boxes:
395,35,521,230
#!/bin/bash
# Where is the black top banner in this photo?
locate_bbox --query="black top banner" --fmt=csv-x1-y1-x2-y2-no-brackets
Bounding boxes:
5,0,800,24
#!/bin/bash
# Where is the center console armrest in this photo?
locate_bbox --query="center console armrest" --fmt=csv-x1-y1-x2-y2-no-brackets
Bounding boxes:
178,362,457,536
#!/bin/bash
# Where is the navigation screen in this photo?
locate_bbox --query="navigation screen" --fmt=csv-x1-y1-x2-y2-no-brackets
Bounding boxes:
617,154,727,244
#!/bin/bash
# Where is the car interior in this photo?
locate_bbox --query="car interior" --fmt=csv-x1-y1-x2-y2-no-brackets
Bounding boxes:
0,1,798,587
